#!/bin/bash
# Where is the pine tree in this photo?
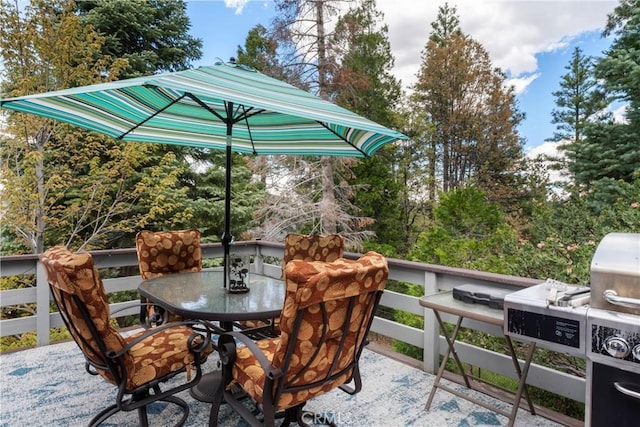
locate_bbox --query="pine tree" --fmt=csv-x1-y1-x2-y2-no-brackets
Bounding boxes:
75,0,202,78
548,47,609,183
412,3,524,206
574,0,640,188
550,47,609,145
328,0,405,250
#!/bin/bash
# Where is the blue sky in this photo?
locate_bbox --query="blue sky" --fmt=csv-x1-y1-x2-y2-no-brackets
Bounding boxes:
189,1,618,154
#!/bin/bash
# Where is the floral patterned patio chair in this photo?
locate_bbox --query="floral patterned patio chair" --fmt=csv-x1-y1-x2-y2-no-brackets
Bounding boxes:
209,251,388,427
135,229,202,326
40,246,212,427
239,233,345,336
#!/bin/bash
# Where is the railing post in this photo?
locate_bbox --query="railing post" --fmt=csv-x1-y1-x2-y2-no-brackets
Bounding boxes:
36,260,51,346
423,271,439,373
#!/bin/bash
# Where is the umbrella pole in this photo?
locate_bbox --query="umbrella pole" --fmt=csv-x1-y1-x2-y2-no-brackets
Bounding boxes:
222,108,234,289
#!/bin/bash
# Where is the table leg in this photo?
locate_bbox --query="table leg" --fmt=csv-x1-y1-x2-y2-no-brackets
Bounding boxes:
438,313,471,388
191,321,229,403
425,312,467,410
505,337,537,426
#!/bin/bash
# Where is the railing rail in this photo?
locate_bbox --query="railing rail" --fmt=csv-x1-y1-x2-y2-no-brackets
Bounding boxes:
0,240,585,404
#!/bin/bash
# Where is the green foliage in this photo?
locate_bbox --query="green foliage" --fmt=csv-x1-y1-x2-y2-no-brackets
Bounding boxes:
598,0,640,104
76,0,202,78
517,178,640,282
329,0,405,247
409,186,519,274
413,4,525,202
573,120,640,186
549,46,610,145
185,152,265,242
351,154,404,250
392,309,424,360
0,327,74,352
409,177,639,283
572,0,640,187
235,24,292,82
361,241,398,258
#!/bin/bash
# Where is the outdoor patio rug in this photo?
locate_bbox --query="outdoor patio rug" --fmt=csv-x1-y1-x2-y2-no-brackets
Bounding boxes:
0,340,561,427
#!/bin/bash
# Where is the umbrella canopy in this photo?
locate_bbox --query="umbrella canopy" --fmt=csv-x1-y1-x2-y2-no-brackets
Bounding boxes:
1,61,406,288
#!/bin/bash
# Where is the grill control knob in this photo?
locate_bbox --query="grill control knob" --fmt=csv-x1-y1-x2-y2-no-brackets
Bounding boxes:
604,336,631,358
633,345,640,362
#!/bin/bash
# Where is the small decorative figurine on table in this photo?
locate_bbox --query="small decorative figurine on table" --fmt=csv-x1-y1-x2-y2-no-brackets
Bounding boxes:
228,255,250,293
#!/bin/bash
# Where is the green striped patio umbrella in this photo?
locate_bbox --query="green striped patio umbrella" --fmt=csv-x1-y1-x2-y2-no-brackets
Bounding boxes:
1,60,406,288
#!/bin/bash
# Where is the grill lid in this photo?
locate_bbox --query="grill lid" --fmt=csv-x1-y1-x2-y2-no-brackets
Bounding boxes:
590,233,640,315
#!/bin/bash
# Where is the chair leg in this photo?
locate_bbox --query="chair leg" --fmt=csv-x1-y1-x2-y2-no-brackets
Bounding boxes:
89,396,189,427
208,383,225,427
137,406,149,427
89,404,120,427
338,365,362,395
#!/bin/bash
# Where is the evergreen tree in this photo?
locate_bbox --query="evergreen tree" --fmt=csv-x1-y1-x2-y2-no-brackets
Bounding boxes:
574,0,640,188
328,0,404,250
412,3,525,207
76,0,202,78
234,24,294,82
409,186,519,274
549,47,609,145
548,47,609,183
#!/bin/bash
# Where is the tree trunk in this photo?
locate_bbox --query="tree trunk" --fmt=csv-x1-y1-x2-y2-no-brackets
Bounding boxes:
315,0,337,234
320,156,337,233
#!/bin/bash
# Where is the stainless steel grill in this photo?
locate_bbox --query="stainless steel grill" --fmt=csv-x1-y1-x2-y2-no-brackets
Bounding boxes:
589,232,640,315
504,233,640,426
586,233,640,426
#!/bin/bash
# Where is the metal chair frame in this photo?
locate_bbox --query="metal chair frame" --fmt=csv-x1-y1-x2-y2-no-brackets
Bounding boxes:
45,257,212,427
209,268,384,427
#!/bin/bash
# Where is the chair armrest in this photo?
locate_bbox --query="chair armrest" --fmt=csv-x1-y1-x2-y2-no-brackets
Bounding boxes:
109,302,146,316
110,301,167,329
218,331,283,380
107,319,214,359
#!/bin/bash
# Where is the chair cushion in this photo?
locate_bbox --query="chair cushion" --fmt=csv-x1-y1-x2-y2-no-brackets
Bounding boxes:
283,234,344,266
238,234,345,333
41,246,211,391
125,326,211,389
40,246,130,377
136,229,202,279
231,252,387,411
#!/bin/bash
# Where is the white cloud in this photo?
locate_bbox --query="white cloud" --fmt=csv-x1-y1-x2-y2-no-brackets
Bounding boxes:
525,140,569,186
526,140,561,159
224,0,249,15
376,0,617,88
612,104,628,123
507,73,540,95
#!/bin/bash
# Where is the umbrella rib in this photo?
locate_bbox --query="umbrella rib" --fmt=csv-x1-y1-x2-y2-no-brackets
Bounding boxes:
187,92,262,155
186,93,226,122
117,92,187,140
241,105,258,155
318,122,368,157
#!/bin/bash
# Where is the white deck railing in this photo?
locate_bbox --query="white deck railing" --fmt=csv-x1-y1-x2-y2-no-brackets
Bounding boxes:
0,240,585,404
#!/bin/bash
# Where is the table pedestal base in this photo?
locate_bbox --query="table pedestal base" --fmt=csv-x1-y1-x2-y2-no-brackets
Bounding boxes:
190,372,248,404
190,372,222,403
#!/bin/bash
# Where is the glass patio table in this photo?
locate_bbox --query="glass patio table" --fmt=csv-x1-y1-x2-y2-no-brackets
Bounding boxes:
138,269,285,402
